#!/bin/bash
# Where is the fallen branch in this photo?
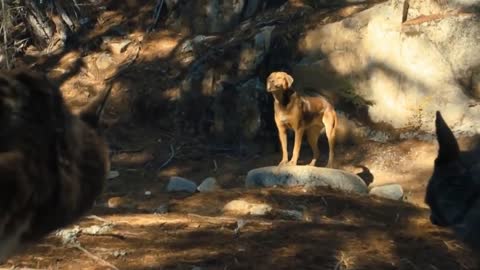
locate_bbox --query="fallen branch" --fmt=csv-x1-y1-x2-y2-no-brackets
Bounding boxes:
148,0,164,32
334,251,353,270
24,1,54,48
158,144,175,170
54,1,76,31
85,215,111,224
73,244,119,270
402,10,473,27
81,232,127,240
186,213,273,226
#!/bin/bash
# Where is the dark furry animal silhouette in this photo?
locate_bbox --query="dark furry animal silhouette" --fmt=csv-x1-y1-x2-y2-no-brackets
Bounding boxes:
425,111,480,251
0,69,111,261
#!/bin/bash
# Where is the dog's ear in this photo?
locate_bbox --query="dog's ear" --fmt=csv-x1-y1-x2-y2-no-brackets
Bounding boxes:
266,73,274,92
79,83,112,131
435,111,460,164
283,73,294,90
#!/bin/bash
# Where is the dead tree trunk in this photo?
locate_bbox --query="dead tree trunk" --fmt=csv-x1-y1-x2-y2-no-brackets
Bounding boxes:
24,0,54,49
22,0,86,52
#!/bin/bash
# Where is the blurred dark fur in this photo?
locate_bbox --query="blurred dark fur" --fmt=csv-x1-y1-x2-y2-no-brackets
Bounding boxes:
0,68,111,260
425,111,480,251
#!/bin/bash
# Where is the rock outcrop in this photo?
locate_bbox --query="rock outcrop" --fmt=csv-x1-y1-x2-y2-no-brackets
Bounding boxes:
294,0,480,137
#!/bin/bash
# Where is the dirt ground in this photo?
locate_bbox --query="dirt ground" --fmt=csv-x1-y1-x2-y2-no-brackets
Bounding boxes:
2,128,477,270
3,0,479,269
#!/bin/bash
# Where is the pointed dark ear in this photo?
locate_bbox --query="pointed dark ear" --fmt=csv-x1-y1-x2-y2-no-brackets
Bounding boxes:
435,111,460,163
79,84,112,131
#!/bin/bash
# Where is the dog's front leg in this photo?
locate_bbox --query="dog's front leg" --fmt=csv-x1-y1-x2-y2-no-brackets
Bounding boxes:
277,125,289,165
288,128,304,166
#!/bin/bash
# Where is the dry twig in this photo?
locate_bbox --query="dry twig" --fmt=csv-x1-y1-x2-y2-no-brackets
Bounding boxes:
73,244,119,270
148,0,164,32
85,215,111,224
1,0,10,69
158,144,175,170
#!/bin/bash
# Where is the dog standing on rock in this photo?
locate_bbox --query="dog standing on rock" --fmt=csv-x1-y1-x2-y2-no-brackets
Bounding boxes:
266,71,337,167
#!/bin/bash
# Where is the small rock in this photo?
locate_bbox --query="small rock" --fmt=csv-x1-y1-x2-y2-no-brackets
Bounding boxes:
145,191,152,196
154,204,169,214
197,177,220,192
107,170,120,179
369,184,404,201
223,199,272,216
166,176,198,193
113,250,128,258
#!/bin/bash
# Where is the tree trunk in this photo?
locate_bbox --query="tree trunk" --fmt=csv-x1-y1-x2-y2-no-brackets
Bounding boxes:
24,0,54,49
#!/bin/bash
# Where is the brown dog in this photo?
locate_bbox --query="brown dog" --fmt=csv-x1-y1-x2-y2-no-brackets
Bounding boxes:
266,71,337,167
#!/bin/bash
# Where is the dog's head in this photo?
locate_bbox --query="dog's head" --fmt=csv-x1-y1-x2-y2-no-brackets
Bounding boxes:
425,111,480,247
266,72,294,92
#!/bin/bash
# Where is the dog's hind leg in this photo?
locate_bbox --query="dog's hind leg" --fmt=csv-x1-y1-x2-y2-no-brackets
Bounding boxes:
323,110,337,168
306,127,321,166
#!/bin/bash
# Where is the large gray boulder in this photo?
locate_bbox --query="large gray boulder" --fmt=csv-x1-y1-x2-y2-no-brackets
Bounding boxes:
245,166,369,194
294,0,480,137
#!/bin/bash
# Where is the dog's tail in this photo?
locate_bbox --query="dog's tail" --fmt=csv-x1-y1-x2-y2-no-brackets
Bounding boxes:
331,109,338,134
